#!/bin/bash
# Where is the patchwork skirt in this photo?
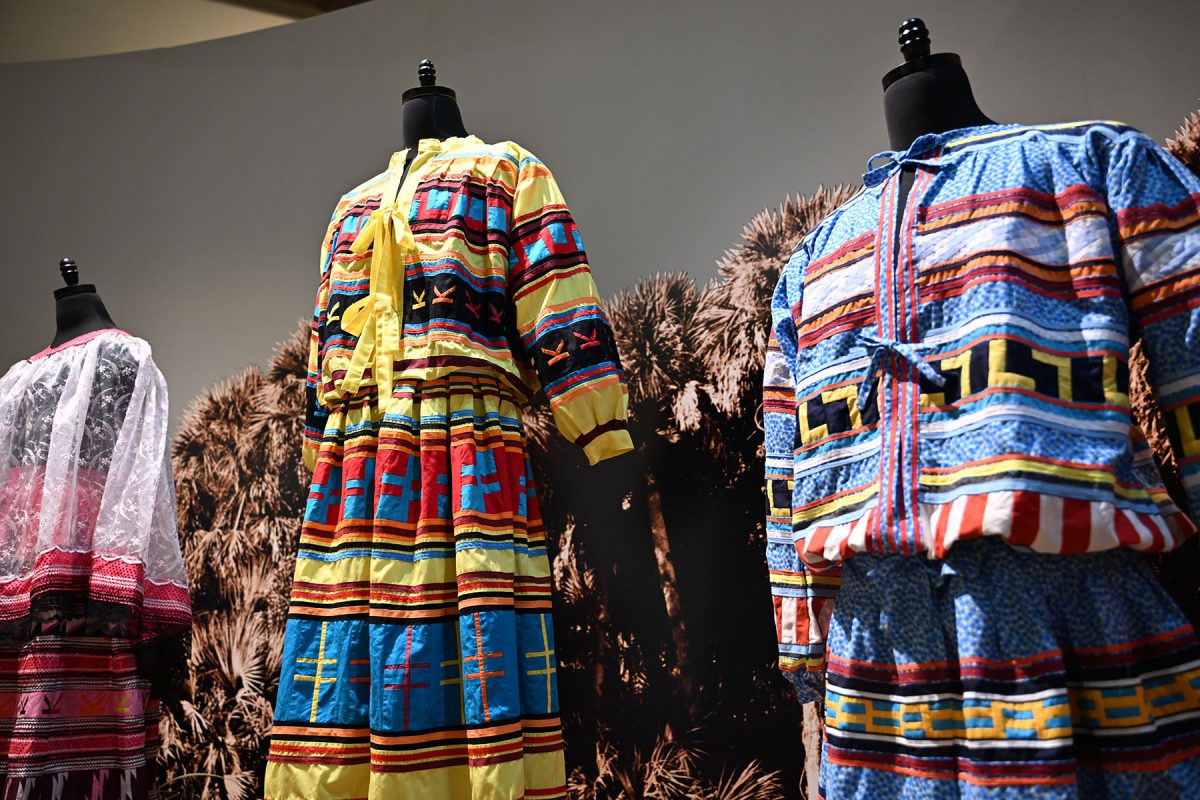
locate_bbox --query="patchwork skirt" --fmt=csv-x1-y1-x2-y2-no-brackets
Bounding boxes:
0,637,160,800
820,537,1200,800
265,374,565,800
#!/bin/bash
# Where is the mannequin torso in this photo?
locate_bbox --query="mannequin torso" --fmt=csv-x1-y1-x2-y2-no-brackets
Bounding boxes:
52,285,117,347
52,259,118,347
881,27,998,252
397,60,469,197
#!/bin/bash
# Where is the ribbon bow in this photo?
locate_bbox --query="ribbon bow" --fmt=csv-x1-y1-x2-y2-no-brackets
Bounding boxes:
345,202,416,400
855,332,945,410
862,131,947,188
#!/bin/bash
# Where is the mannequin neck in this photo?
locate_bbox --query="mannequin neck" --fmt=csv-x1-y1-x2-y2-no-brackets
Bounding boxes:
52,285,117,347
402,92,468,150
883,62,995,151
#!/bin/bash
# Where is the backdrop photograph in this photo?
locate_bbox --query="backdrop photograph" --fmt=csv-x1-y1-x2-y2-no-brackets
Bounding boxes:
2,2,1200,799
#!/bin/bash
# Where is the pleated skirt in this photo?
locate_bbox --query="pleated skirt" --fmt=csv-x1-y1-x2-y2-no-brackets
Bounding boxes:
820,536,1200,800
266,373,565,800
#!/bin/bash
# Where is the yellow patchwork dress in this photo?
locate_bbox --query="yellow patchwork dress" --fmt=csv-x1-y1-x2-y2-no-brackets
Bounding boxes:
265,135,632,799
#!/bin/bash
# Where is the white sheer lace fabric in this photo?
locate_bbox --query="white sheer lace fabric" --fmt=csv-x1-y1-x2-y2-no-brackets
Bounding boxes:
0,329,189,641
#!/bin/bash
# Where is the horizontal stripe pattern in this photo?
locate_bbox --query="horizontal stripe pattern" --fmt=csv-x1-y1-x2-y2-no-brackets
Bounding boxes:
0,636,160,799
266,374,566,799
819,539,1200,794
765,121,1200,786
304,135,631,472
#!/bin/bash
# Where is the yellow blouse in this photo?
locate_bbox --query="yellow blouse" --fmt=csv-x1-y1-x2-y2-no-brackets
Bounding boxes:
304,135,633,468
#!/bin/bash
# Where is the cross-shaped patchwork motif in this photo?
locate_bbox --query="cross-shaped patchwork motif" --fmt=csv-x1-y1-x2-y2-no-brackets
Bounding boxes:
460,450,502,514
306,475,343,527
384,626,430,731
525,614,556,714
463,613,505,723
294,621,339,723
342,471,373,524
379,454,422,524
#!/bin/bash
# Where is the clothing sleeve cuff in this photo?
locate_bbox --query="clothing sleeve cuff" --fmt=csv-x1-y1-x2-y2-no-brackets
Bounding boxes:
582,428,634,466
785,668,826,705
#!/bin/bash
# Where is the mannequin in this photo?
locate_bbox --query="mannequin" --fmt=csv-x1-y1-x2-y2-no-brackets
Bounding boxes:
52,257,117,347
882,19,995,151
394,59,469,196
402,59,468,150
881,19,997,219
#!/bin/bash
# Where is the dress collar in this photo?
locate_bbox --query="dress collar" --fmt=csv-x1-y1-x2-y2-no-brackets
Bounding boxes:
28,328,129,362
861,122,1023,187
388,134,484,170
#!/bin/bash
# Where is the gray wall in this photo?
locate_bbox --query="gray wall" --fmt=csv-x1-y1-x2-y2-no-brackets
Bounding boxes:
2,0,1199,427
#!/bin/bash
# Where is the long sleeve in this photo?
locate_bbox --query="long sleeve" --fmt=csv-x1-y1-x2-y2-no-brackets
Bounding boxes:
303,210,341,472
1102,130,1200,525
765,253,838,704
509,154,633,465
90,345,191,645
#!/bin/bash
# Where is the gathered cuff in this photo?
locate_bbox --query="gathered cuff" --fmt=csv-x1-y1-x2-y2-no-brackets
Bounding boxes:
579,425,634,466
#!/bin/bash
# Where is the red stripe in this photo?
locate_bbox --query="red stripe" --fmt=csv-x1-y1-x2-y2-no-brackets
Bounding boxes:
960,494,988,541
1060,498,1092,553
1006,491,1040,547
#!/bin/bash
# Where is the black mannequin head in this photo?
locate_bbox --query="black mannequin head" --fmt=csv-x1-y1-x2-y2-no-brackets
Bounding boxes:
402,59,468,149
881,18,995,151
52,259,117,347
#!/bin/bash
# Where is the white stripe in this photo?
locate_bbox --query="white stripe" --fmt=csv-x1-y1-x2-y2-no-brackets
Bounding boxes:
916,502,937,547
1157,372,1200,400
943,495,968,547
1065,657,1200,687
795,355,871,397
1123,228,1200,290
920,206,1114,275
1030,494,1062,551
827,729,1073,750
780,597,797,644
922,312,1127,349
808,603,828,645
828,522,856,562
982,491,1014,538
1087,502,1116,551
832,684,1069,705
793,438,877,475
1125,509,1154,550
1153,514,1177,548
921,403,1129,437
802,254,878,319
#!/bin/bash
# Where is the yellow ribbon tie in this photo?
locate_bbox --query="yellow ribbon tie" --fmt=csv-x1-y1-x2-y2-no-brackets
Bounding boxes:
347,202,417,404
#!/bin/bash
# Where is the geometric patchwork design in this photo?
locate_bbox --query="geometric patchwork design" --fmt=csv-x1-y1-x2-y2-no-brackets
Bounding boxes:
919,338,1128,407
268,372,566,799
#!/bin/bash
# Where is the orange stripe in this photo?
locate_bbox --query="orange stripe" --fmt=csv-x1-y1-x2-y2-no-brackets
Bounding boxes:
271,724,369,738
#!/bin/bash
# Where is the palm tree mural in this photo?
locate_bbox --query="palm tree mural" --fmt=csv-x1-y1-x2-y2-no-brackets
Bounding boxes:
161,327,310,800
1168,111,1200,175
159,110,1200,800
608,273,703,718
